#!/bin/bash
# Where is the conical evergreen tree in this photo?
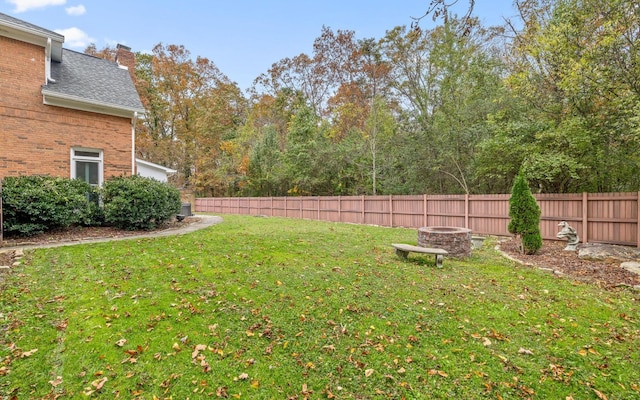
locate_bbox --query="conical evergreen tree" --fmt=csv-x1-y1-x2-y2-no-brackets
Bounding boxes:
508,172,542,254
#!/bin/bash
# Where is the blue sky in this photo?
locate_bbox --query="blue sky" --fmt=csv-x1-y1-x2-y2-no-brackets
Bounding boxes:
1,0,518,91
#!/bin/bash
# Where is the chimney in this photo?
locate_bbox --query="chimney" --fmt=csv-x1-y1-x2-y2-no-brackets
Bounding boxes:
115,43,135,82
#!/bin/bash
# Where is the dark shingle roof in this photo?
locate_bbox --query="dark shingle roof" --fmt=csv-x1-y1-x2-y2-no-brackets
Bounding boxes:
44,49,144,113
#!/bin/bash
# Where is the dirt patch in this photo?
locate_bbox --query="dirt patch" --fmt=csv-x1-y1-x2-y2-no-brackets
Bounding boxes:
498,238,640,289
0,251,13,266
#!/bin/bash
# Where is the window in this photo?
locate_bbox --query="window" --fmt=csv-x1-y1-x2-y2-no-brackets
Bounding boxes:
71,147,103,186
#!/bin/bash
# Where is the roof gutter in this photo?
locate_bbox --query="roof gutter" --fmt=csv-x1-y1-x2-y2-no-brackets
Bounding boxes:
132,111,138,176
45,38,56,84
41,88,145,118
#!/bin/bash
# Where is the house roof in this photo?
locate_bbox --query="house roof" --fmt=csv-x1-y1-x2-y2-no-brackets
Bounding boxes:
1,12,144,119
0,12,63,61
42,49,145,118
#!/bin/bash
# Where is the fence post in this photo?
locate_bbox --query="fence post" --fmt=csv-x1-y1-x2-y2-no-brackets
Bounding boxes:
338,196,341,223
389,195,393,227
582,192,588,244
362,195,365,224
423,194,427,228
637,191,640,248
0,181,3,245
465,193,469,229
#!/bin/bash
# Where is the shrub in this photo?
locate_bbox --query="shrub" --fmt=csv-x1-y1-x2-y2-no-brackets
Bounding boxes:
508,172,542,254
1,175,99,236
102,175,181,230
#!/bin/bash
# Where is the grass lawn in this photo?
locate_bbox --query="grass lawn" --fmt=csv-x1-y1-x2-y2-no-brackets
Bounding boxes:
1,215,639,399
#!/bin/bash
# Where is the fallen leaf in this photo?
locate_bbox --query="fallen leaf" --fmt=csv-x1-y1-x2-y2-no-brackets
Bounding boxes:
301,382,312,395
56,319,69,331
21,348,38,358
518,347,534,355
237,372,249,380
124,349,139,356
593,389,608,400
115,338,127,347
192,344,207,359
365,369,374,377
322,344,336,353
49,376,63,387
91,377,108,390
216,386,229,398
482,337,492,346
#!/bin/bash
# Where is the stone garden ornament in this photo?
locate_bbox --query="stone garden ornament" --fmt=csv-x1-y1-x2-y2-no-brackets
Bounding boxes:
556,221,579,251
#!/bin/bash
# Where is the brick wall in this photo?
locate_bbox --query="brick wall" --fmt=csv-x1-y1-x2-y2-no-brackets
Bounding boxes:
0,36,133,180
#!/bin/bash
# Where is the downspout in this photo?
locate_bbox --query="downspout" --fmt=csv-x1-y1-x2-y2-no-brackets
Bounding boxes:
45,38,56,83
132,112,138,176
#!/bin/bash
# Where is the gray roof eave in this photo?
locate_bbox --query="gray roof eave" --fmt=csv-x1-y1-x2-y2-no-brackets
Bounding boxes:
0,13,63,61
42,88,146,119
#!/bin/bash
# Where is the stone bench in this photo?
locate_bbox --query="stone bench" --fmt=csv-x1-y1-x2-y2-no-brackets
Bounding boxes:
392,243,448,267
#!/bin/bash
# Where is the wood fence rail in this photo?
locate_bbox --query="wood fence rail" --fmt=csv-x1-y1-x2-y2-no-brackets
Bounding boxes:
195,192,640,248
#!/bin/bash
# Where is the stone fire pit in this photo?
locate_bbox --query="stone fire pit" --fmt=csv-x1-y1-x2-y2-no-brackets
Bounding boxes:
418,226,472,258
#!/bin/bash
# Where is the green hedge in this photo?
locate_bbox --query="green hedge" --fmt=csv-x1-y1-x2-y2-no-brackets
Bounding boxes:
102,175,181,230
1,175,181,236
1,176,100,236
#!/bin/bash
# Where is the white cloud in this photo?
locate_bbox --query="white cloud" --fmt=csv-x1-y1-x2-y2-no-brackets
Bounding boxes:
65,4,85,16
54,27,94,49
8,0,66,13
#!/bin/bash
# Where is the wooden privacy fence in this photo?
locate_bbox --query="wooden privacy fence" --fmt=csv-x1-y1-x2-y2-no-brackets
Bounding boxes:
0,182,3,244
196,192,640,247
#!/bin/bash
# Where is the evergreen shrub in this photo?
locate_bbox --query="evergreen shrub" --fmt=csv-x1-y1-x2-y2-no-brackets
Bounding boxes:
102,175,181,230
1,175,99,236
508,172,542,254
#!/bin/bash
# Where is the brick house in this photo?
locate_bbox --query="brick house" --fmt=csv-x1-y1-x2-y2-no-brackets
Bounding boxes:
0,12,145,186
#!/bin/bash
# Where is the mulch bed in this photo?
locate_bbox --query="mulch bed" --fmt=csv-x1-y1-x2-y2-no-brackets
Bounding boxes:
0,251,12,266
498,238,640,289
0,217,200,248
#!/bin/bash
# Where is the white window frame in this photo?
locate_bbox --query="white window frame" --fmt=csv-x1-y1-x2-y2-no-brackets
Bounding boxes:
71,147,104,186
